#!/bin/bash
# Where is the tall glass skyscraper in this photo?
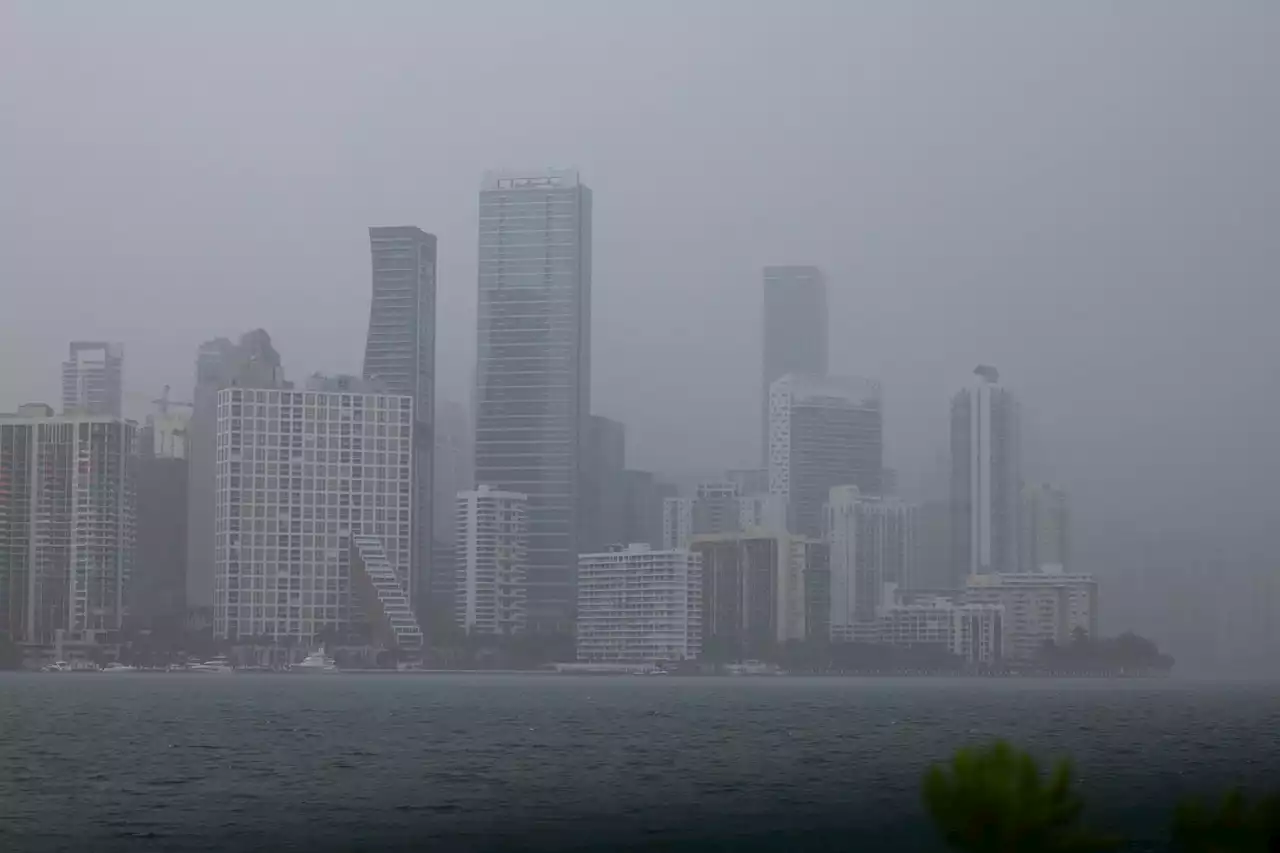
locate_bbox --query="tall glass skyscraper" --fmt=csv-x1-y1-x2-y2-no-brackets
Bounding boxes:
762,266,828,463
364,226,437,624
474,168,592,633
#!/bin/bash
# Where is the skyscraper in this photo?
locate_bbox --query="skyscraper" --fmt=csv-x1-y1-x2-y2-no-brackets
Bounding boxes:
762,266,827,462
186,330,285,611
62,341,124,417
133,406,189,629
364,226,437,627
951,366,1021,582
0,408,136,645
825,485,918,641
768,373,883,537
474,168,592,632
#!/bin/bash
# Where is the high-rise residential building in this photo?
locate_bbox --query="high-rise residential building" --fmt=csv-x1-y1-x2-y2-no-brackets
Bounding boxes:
963,572,1097,660
873,597,1004,666
455,485,527,636
133,407,190,629
433,401,472,545
62,341,124,417
364,225,437,627
1020,483,1070,573
737,492,788,532
768,373,883,537
212,387,420,652
576,544,701,664
951,365,1021,583
474,168,592,633
0,408,137,645
580,415,627,553
825,485,919,642
661,497,693,551
691,532,816,659
762,266,828,463
186,330,285,612
621,470,668,549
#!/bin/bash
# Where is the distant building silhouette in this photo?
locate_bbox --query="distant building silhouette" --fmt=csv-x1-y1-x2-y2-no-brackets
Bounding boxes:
61,341,123,417
761,266,827,463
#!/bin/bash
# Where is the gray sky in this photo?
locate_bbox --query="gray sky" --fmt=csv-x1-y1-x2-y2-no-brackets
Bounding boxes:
4,2,1279,660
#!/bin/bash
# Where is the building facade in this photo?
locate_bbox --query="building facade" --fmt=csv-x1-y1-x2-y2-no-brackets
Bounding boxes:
187,330,286,611
1020,483,1070,573
0,410,137,644
761,266,828,463
455,485,528,636
364,226,437,626
768,373,883,537
61,341,124,417
213,387,416,648
579,415,627,554
874,597,1004,665
951,365,1021,582
474,168,592,632
691,532,815,659
576,544,701,664
825,485,919,642
661,496,692,551
963,572,1097,660
133,410,189,629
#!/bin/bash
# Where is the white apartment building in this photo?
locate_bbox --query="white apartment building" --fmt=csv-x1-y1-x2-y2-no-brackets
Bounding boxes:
963,572,1098,660
875,596,1004,665
213,387,417,648
577,544,702,664
0,408,137,645
825,485,918,642
455,485,528,636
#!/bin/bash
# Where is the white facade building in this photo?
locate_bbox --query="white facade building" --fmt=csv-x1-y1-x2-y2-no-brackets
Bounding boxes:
577,544,702,664
825,485,919,642
737,492,787,533
875,597,1004,665
213,387,416,647
455,485,528,636
963,572,1098,660
951,366,1021,579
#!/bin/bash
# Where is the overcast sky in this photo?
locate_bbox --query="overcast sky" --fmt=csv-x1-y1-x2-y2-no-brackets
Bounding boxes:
4,2,1278,652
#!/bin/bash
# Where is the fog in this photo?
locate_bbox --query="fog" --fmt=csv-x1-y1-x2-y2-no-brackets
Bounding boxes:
3,2,1278,669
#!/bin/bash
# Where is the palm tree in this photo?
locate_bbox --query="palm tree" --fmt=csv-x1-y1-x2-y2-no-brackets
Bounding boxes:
923,741,1117,853
1173,789,1280,852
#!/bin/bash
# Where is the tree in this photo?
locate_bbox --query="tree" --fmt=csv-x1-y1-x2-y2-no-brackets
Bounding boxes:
923,741,1118,853
1173,789,1280,852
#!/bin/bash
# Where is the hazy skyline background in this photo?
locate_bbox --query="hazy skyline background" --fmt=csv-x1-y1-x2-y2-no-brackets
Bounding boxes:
4,2,1278,667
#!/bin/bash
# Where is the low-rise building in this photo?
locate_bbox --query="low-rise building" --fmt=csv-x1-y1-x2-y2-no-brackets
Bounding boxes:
963,571,1097,660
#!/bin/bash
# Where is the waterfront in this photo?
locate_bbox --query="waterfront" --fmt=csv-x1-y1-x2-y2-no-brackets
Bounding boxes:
1,674,1277,852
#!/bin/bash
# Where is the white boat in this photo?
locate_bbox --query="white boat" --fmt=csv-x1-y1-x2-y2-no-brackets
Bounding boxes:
41,660,72,673
188,655,234,674
292,649,339,673
100,662,137,673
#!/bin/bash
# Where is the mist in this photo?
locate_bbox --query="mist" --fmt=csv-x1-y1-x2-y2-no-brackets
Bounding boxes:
3,1,1278,670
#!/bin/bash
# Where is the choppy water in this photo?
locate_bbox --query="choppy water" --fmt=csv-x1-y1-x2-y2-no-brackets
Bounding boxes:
1,674,1277,852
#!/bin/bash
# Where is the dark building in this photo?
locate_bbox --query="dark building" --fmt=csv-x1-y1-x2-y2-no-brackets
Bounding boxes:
620,470,672,548
762,266,828,463
580,415,627,553
474,169,592,633
364,226,438,627
692,536,782,661
133,424,188,630
803,540,830,642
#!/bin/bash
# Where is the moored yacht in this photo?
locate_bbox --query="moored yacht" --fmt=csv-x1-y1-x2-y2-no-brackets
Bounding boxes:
188,655,234,674
292,649,339,673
